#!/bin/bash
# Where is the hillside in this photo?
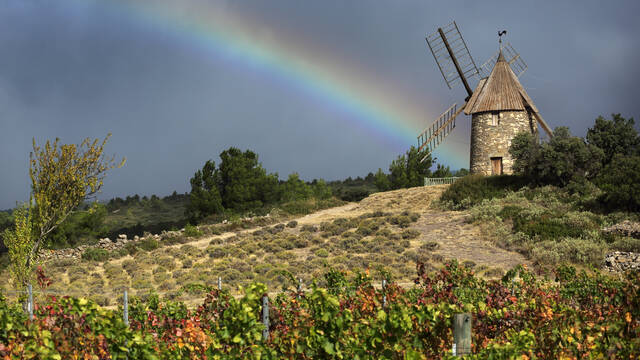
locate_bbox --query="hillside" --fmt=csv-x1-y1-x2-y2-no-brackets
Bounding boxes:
0,185,528,307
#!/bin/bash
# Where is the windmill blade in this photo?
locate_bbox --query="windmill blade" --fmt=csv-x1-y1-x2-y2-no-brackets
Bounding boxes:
426,21,480,94
417,102,466,162
479,42,527,78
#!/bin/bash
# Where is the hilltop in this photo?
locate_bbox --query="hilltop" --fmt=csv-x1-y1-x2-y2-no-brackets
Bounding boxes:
0,184,527,306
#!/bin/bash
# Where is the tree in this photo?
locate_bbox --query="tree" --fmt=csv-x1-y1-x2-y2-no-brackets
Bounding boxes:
586,113,639,166
185,159,224,223
281,173,313,202
3,135,124,285
218,147,279,211
509,131,540,179
596,154,640,211
374,168,391,191
2,206,32,287
310,179,332,200
509,127,603,187
388,146,433,189
431,164,453,178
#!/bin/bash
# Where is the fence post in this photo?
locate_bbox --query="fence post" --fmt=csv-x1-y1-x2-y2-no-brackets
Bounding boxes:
123,290,129,359
297,278,302,300
262,295,269,340
453,313,472,356
123,290,129,327
217,277,222,291
27,284,33,320
381,279,387,308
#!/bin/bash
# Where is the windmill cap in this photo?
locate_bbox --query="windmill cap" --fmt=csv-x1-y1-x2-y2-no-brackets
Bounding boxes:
497,50,506,62
463,49,540,115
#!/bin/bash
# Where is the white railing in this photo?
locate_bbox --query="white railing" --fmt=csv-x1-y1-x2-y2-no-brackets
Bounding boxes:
424,177,461,186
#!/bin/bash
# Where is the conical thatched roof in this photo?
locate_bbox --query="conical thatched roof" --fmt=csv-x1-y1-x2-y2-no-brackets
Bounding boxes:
464,51,538,115
463,50,552,137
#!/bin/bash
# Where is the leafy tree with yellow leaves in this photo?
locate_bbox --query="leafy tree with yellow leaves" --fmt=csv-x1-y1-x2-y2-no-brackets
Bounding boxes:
2,135,124,286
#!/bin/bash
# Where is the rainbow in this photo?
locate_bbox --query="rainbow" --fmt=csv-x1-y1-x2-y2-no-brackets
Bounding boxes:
69,0,468,167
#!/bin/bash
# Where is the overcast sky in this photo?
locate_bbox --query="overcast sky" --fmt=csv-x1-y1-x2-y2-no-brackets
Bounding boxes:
1,0,639,209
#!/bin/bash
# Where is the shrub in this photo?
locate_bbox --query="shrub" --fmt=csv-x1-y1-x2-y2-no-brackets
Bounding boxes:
82,248,109,262
401,229,421,239
596,155,640,211
610,237,640,252
420,241,439,251
286,220,298,228
184,224,203,237
124,242,139,255
138,238,159,251
440,174,528,210
122,259,137,276
182,259,193,268
314,248,329,258
389,215,412,228
300,224,318,232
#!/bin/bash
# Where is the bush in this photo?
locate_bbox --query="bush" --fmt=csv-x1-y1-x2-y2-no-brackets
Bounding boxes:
138,238,159,251
286,220,298,228
610,237,640,252
314,248,329,258
82,248,109,262
300,224,318,233
401,229,421,239
439,174,528,210
184,224,203,237
596,155,640,211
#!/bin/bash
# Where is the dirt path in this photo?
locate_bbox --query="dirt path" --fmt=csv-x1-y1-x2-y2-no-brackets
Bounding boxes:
293,185,528,271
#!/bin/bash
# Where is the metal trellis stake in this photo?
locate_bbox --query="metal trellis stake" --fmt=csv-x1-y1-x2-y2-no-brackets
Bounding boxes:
218,277,222,291
27,284,33,320
123,290,129,327
382,279,387,308
262,295,269,340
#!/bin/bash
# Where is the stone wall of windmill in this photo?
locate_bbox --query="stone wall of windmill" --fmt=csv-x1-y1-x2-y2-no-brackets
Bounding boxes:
470,110,538,175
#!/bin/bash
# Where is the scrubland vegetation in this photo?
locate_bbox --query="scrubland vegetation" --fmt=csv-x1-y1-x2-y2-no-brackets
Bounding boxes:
1,113,639,358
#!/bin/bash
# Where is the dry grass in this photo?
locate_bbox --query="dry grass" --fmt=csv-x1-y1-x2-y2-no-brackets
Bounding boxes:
0,185,530,306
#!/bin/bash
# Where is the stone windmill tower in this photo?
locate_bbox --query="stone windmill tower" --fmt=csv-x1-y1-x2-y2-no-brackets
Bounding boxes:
417,22,552,175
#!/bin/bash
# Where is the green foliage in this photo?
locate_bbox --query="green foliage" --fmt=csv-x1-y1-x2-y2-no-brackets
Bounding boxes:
183,223,203,238
1,265,638,358
137,238,159,252
510,128,604,187
374,168,391,191
596,155,640,211
48,203,108,249
388,146,433,189
1,205,34,287
586,113,640,165
431,163,453,178
82,247,109,262
439,174,528,209
281,173,313,202
218,147,280,211
185,159,224,223
26,135,124,273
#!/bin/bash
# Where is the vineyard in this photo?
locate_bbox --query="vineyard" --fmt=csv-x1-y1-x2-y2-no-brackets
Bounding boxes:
0,261,638,359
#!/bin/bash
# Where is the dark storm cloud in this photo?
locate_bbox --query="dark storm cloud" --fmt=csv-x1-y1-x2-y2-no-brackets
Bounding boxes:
1,0,639,209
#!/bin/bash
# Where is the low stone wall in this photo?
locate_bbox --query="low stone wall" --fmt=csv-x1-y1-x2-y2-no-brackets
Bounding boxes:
604,251,640,272
602,220,640,239
38,231,178,262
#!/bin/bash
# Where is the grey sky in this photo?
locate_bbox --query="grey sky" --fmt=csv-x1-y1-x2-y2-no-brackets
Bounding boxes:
1,0,639,209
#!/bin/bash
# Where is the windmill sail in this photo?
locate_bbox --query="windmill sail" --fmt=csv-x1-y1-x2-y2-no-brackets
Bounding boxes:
479,42,527,78
417,103,465,162
426,22,480,94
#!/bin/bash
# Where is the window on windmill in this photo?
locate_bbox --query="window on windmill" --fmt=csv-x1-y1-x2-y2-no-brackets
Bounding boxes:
490,111,499,126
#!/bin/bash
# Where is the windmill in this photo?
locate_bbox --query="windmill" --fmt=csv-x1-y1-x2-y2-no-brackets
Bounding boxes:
417,22,552,175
